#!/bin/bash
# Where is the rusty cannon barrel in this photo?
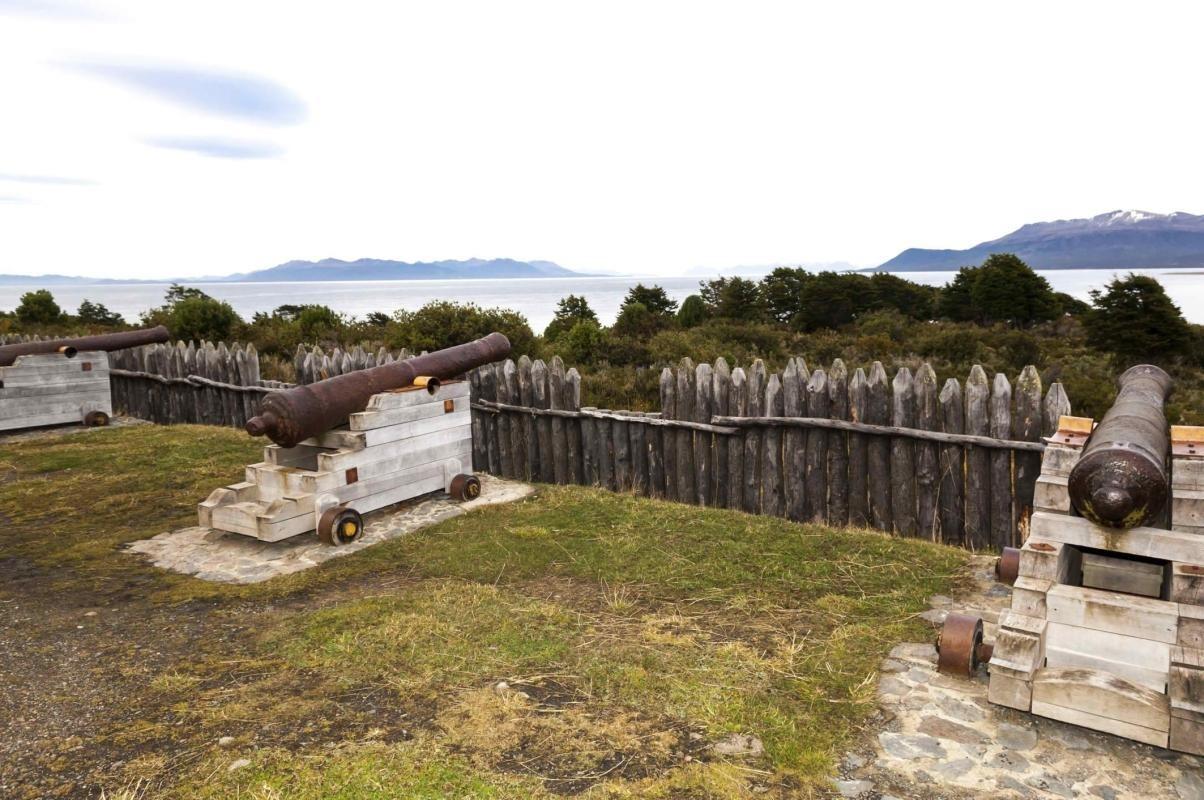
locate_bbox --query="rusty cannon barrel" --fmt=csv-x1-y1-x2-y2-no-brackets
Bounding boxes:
0,325,171,367
1068,364,1174,529
246,332,511,448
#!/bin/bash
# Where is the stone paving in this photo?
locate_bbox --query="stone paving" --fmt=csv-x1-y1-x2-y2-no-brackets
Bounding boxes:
127,474,533,583
835,556,1204,800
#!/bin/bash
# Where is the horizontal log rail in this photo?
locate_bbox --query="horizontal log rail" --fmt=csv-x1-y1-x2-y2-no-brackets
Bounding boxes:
110,368,289,395
471,399,740,435
712,415,1047,452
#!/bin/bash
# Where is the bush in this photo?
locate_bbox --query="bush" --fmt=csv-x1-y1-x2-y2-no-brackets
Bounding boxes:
168,296,242,342
677,295,707,328
544,295,598,340
388,301,536,356
76,299,124,327
1084,273,1192,366
16,289,63,325
940,254,1059,326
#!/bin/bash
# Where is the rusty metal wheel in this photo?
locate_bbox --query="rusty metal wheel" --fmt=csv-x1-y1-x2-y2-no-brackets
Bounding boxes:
317,506,364,546
449,473,481,502
996,546,1020,585
937,613,989,677
83,410,110,427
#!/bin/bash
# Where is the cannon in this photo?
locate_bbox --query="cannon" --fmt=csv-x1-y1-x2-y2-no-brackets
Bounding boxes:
0,325,171,432
0,325,170,367
202,333,511,545
247,332,511,448
1068,364,1173,529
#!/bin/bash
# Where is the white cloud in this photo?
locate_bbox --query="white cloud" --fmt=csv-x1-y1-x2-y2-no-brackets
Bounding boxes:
0,0,1202,279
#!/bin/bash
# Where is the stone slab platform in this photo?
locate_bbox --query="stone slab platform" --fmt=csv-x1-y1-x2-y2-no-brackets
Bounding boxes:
836,556,1204,800
128,475,532,584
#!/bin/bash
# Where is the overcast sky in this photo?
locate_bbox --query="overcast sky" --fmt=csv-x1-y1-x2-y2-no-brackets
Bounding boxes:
1,1,1201,280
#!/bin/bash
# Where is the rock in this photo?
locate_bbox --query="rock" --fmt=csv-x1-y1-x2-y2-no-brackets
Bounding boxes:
1089,786,1118,800
842,752,866,771
494,681,509,694
227,758,251,772
1179,769,1204,800
711,733,764,757
988,750,1029,773
217,736,235,748
916,716,988,745
997,722,1038,751
833,778,873,797
1025,773,1073,798
878,732,946,760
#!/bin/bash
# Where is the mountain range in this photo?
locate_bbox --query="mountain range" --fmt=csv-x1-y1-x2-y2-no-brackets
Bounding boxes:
0,258,582,285
877,210,1204,271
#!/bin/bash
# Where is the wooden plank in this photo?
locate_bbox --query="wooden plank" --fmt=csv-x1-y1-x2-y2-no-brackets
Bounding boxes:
565,367,584,484
762,372,784,517
1045,644,1168,693
1046,584,1179,644
503,361,529,481
727,367,746,511
518,356,540,481
783,358,807,522
743,360,765,513
469,369,486,471
1043,382,1072,438
847,367,868,527
938,377,965,546
711,358,731,508
988,672,1033,711
1032,667,1170,735
350,394,471,431
804,368,829,523
659,367,676,501
532,360,554,483
827,359,849,525
1040,444,1082,478
890,368,917,536
596,407,615,491
1014,365,1044,531
580,406,599,486
694,362,714,505
1082,552,1163,598
1170,647,1204,713
990,372,1014,548
1172,488,1204,530
1171,707,1204,756
1045,622,1171,677
306,412,470,450
964,366,991,551
1172,563,1204,605
865,362,891,530
913,363,938,539
1012,576,1051,618
1018,538,1072,583
630,409,648,495
1031,511,1204,564
676,359,696,504
1181,604,1204,650
1031,698,1168,748
549,357,570,484
613,410,632,491
1034,474,1071,514
480,363,502,476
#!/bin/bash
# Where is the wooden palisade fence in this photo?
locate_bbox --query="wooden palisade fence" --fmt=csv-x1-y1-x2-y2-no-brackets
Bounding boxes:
0,334,1068,551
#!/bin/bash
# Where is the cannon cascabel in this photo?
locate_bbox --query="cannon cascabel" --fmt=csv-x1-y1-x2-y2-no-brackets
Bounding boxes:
1068,364,1173,529
246,332,511,448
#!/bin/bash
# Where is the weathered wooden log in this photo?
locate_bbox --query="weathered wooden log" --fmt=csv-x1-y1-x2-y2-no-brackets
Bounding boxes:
827,359,849,526
867,362,891,531
505,360,528,481
518,356,539,480
728,367,747,510
783,358,807,522
805,368,829,523
938,377,965,546
847,367,869,527
660,367,678,502
533,359,554,482
964,365,991,551
891,367,917,537
694,362,714,505
762,373,785,517
1012,365,1043,532
494,361,514,478
712,358,731,509
481,361,502,475
915,363,939,539
565,367,584,484
676,359,696,504
744,360,766,513
549,357,570,484
1043,382,1071,438
990,372,1013,547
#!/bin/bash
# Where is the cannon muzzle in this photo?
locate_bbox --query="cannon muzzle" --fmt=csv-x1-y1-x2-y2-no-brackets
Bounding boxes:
1068,364,1173,529
247,332,511,448
0,325,171,367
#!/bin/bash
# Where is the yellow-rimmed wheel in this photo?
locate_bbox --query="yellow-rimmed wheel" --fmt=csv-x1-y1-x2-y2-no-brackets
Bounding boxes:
449,473,481,502
318,506,364,546
83,410,110,427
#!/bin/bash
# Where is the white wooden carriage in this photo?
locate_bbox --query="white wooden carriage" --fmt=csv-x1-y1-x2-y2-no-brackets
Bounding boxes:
978,419,1204,754
199,379,478,545
0,350,112,432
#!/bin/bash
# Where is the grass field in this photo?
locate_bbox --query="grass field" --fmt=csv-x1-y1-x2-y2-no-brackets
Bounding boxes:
0,424,967,799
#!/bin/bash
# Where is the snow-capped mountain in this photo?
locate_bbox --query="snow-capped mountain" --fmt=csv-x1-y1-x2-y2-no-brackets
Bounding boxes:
877,210,1204,271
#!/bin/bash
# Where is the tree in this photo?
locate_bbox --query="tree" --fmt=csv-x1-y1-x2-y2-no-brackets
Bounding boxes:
169,296,242,342
612,301,661,339
698,276,765,321
868,272,937,319
558,320,609,365
390,301,535,355
937,266,980,322
15,289,63,325
1084,273,1191,365
621,284,678,317
296,305,343,342
77,299,124,326
677,295,707,328
544,295,598,340
759,267,810,324
969,254,1059,325
792,272,869,331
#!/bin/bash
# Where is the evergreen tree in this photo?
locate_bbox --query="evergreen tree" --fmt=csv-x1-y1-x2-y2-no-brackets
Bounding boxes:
621,284,678,317
698,276,765,321
15,289,63,325
76,299,124,326
759,267,810,324
1084,273,1191,365
677,295,707,328
544,295,598,340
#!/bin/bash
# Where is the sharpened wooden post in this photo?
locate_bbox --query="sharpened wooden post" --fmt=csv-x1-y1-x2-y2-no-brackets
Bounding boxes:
891,368,917,536
964,365,991,551
470,368,487,471
694,362,714,505
762,372,784,517
744,360,766,513
938,377,965,546
659,367,676,500
867,362,891,531
550,357,570,484
613,410,632,491
596,408,615,491
630,410,648,495
728,367,747,510
915,363,940,539
848,367,869,527
827,359,849,526
1043,382,1071,438
676,359,696,503
532,359,554,482
783,358,807,522
480,364,501,475
494,361,515,478
518,356,539,481
990,372,1014,548
565,368,584,484
1013,365,1043,532
504,360,528,481
805,368,829,523
712,358,731,508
